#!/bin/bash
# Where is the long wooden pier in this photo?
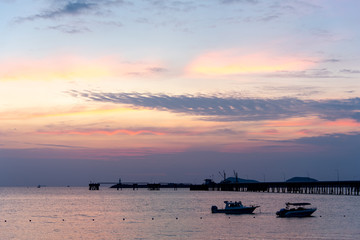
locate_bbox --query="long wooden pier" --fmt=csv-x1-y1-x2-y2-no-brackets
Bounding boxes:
90,180,360,195
89,181,190,190
190,181,360,195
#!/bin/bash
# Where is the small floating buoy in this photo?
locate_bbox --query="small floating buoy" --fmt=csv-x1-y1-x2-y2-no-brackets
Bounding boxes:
62,219,65,221
29,220,31,222
253,216,255,218
200,217,202,219
320,215,322,217
229,217,230,219
152,218,154,220
4,220,6,222
92,219,95,221
176,217,178,220
344,215,346,217
123,218,125,221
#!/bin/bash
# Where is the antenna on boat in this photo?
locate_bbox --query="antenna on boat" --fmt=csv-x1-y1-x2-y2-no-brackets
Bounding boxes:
233,170,238,183
218,171,226,182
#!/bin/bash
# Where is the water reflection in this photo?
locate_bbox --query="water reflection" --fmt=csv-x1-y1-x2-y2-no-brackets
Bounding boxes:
0,188,359,239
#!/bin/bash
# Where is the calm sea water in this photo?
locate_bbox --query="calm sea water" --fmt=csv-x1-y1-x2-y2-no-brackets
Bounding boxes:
0,187,359,239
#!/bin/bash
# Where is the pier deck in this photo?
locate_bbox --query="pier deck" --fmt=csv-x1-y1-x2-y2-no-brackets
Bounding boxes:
190,181,360,195
90,180,360,195
89,182,190,190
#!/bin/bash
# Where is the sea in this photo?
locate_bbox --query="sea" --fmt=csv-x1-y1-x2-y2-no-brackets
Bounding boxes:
0,187,359,240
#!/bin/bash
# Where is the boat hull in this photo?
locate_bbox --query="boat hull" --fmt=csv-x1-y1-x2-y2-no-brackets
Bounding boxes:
276,208,317,217
212,206,258,214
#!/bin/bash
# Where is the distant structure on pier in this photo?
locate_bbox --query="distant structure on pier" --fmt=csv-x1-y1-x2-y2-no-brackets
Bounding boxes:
286,177,318,182
221,177,259,184
89,179,190,190
89,183,100,190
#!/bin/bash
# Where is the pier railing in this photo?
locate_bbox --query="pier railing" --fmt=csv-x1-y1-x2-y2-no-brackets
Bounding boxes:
190,181,360,195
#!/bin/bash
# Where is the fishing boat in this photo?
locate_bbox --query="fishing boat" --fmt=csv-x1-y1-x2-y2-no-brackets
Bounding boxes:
211,201,259,214
276,202,317,217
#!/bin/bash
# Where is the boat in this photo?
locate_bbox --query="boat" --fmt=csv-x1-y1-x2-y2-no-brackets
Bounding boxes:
276,202,317,217
211,201,259,214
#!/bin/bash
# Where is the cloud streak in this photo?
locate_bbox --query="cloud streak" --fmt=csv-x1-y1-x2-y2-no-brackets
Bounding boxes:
71,91,360,122
15,0,126,22
16,2,94,22
0,55,165,81
37,129,167,136
187,50,315,76
48,24,91,34
265,68,344,79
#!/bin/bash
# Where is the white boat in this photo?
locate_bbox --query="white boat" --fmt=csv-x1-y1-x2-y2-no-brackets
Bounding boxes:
211,201,259,214
276,202,317,217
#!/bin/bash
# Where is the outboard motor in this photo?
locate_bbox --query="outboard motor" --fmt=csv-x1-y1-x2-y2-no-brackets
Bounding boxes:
276,208,286,216
211,206,218,213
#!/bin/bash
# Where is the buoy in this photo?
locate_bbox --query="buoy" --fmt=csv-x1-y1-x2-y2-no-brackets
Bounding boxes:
4,220,6,222
62,219,65,221
92,219,95,221
200,217,202,219
176,217,178,220
152,218,154,220
29,220,31,222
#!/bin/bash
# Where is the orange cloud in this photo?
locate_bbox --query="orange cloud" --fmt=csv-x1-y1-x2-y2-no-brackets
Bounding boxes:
37,129,166,136
249,129,280,135
187,50,315,75
262,117,360,139
265,118,321,127
0,106,137,121
31,107,136,119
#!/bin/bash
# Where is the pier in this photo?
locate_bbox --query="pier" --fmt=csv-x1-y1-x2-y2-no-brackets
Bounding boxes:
89,181,190,190
88,183,101,190
190,181,360,195
89,180,121,190
90,179,360,196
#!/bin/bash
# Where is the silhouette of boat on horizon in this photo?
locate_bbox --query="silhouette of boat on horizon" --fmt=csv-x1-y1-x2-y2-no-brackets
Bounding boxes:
211,201,259,214
276,202,317,217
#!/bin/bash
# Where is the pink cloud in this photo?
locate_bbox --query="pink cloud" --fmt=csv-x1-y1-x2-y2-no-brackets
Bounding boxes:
248,129,280,135
324,119,360,127
265,118,321,127
37,129,167,136
262,129,280,135
186,49,315,76
0,55,165,81
296,129,317,136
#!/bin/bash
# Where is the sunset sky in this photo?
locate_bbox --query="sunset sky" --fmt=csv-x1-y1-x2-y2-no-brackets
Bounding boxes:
1,0,360,186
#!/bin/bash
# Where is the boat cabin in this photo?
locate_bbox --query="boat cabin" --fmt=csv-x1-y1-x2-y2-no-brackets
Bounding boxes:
225,201,243,208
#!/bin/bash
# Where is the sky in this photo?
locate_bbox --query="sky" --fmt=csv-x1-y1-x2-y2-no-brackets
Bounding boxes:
1,0,360,186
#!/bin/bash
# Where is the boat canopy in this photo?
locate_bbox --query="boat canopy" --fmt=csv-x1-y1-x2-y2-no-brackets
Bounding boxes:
286,202,311,206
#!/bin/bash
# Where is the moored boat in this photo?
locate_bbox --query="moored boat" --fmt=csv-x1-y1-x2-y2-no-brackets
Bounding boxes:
276,202,317,217
211,201,259,214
